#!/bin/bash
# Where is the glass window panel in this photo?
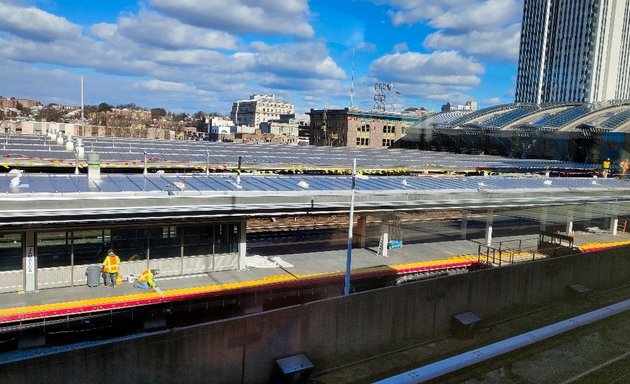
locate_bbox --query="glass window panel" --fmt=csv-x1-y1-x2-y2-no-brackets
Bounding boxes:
111,227,146,261
183,223,213,256
149,225,181,259
73,229,111,265
0,233,22,271
215,223,239,254
37,231,71,268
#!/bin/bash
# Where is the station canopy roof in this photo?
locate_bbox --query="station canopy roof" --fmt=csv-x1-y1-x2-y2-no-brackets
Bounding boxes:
0,133,597,174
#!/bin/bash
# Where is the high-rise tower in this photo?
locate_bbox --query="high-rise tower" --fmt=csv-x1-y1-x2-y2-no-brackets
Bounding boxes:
515,0,630,104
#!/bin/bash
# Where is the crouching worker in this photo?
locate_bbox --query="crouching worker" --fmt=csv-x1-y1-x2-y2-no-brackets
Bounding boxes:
135,268,159,290
102,249,121,287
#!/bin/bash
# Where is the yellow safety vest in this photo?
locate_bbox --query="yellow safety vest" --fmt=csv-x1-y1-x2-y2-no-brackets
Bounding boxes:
102,255,120,273
138,269,155,287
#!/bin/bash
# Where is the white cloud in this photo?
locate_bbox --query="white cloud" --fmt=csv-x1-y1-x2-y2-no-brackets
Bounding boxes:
0,2,346,113
431,0,521,32
371,51,483,84
381,0,523,60
258,76,344,92
369,51,484,100
480,96,503,105
355,42,378,53
150,0,314,38
384,0,467,26
134,79,191,92
0,3,81,42
118,12,238,50
424,24,521,60
428,91,477,104
393,42,409,53
251,41,345,80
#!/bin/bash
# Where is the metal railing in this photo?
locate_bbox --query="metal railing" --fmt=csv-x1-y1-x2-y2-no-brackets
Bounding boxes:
475,237,539,266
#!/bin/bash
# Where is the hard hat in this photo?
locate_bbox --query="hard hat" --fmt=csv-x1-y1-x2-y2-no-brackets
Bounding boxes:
151,269,159,276
108,249,115,255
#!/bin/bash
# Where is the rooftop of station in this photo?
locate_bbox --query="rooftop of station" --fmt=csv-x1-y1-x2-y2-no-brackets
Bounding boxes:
0,133,598,174
408,100,630,132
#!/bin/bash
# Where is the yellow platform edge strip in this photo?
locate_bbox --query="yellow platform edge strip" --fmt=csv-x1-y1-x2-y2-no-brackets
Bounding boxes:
0,255,477,318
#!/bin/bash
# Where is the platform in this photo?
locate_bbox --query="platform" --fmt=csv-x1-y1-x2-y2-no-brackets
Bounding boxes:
0,231,628,325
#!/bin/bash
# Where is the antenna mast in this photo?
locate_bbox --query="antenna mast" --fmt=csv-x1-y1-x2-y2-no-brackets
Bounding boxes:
80,75,84,136
350,48,355,108
374,82,393,111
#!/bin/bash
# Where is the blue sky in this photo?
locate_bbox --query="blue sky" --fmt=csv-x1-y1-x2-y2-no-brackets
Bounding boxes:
0,0,523,114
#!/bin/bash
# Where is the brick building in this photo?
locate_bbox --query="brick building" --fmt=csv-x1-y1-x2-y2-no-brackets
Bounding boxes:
308,108,419,148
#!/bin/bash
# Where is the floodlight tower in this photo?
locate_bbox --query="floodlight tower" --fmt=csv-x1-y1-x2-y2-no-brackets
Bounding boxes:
374,83,393,111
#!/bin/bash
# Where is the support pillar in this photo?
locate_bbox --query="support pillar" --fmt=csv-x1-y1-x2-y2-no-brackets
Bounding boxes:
485,210,493,247
238,219,247,270
356,216,367,248
460,210,469,240
610,216,619,236
565,209,574,236
381,223,389,257
24,230,36,293
583,204,592,229
540,206,548,232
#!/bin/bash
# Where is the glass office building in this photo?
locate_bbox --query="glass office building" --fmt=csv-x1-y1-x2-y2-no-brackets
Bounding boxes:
515,0,630,104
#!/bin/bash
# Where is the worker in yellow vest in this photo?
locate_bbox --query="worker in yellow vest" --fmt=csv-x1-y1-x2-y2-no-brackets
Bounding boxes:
602,158,611,178
135,268,158,290
101,249,121,287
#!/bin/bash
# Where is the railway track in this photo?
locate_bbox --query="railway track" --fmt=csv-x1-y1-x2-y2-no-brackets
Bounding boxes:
310,285,630,384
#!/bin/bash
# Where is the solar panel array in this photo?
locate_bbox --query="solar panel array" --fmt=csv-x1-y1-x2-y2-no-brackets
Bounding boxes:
2,173,627,195
480,106,539,128
532,105,593,128
601,109,630,129
0,133,597,172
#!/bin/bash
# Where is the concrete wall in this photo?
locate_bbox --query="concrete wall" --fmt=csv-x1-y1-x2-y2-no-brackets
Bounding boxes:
2,248,629,384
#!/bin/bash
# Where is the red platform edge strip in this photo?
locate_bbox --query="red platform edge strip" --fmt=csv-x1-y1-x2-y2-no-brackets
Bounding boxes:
0,260,478,324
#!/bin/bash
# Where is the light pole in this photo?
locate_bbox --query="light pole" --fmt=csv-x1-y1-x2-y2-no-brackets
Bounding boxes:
344,159,368,296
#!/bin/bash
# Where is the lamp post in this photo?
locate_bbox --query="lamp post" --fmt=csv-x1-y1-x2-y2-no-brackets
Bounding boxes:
344,159,359,296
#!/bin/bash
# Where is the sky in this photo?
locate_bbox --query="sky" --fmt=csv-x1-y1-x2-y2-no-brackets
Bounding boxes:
0,0,523,115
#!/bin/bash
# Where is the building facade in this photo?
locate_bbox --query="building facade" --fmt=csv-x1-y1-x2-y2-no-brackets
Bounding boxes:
230,95,295,128
308,108,418,148
515,0,630,104
441,101,478,112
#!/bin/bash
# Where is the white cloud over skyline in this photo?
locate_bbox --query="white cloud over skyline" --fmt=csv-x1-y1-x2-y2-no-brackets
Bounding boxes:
0,0,523,113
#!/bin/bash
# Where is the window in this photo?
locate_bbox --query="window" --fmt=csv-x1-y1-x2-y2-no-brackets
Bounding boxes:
356,137,370,146
74,229,113,265
37,231,71,268
382,139,394,146
215,223,239,254
149,226,181,259
183,224,213,256
110,228,146,262
0,233,22,271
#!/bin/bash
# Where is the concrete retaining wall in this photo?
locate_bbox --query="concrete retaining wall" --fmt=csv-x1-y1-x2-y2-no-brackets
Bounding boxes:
2,248,629,384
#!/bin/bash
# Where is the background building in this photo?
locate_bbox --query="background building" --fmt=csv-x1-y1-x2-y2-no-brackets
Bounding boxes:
441,101,478,112
230,95,295,128
515,0,630,104
308,108,418,148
